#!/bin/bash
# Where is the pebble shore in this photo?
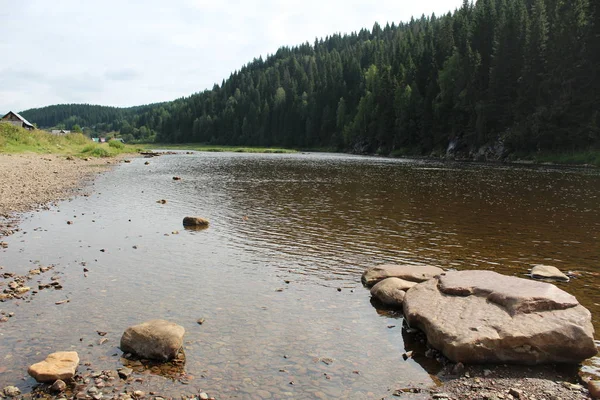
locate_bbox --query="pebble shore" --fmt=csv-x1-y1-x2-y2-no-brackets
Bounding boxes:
0,153,120,237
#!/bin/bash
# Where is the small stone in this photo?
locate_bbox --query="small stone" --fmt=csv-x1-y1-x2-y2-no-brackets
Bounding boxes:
199,393,209,400
3,386,21,397
432,394,451,399
51,379,67,393
452,362,465,375
509,388,523,399
117,367,133,379
133,390,145,398
196,318,205,325
483,369,492,377
88,387,99,394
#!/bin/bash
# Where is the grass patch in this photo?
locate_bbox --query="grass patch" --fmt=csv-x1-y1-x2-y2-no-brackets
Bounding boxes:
145,143,297,154
0,123,141,158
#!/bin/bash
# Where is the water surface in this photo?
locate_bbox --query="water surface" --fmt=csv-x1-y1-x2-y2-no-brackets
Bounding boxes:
1,152,599,398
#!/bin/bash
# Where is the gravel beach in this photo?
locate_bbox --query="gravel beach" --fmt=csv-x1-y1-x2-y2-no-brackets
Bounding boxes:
0,153,121,237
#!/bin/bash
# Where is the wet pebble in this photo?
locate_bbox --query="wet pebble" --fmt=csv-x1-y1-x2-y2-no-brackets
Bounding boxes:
51,379,67,393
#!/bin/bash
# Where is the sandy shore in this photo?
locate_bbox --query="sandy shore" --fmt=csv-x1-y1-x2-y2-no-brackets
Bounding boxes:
0,153,121,237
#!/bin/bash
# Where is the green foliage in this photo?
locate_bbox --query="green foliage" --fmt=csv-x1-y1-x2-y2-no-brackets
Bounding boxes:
108,140,125,149
81,144,111,157
16,0,600,159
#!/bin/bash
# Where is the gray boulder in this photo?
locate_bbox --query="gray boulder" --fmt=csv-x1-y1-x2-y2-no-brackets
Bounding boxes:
403,270,596,364
370,277,416,307
120,320,185,361
361,264,444,287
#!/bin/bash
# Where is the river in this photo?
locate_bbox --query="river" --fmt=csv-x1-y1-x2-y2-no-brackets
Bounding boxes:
0,152,599,398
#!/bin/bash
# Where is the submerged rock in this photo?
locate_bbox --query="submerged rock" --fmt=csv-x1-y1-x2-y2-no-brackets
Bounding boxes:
370,277,416,307
403,270,596,364
361,264,443,287
28,351,80,383
120,319,185,361
531,264,569,282
3,386,21,397
182,216,209,227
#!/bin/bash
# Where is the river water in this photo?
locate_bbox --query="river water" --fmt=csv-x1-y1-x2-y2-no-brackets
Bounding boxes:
0,152,599,398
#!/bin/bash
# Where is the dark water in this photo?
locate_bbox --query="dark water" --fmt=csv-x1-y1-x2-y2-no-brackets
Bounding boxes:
1,152,599,398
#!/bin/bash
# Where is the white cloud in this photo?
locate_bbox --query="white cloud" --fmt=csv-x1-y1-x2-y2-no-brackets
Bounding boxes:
0,0,462,113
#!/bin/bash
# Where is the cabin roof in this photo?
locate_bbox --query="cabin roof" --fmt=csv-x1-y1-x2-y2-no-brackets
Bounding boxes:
2,111,34,128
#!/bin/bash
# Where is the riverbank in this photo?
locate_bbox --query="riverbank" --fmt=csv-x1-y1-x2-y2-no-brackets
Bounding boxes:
0,153,123,237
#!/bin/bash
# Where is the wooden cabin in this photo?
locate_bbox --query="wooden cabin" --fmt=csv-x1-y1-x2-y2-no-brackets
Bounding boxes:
1,111,34,130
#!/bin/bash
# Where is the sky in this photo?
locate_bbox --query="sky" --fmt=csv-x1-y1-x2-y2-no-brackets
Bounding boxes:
0,0,463,114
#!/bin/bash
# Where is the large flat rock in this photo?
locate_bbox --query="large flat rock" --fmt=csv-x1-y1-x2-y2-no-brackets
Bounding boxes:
361,264,444,287
28,351,79,383
403,271,596,364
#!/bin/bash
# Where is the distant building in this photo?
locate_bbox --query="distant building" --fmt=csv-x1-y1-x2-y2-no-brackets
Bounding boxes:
92,137,100,142
100,137,106,143
51,129,71,135
1,111,34,130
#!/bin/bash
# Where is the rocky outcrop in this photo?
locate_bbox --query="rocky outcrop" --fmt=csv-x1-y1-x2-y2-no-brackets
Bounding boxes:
27,351,79,383
530,264,569,282
182,216,209,227
361,264,443,287
370,278,416,307
120,319,184,361
403,270,596,364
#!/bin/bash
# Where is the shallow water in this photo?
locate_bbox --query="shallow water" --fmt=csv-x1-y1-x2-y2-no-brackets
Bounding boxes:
0,152,599,398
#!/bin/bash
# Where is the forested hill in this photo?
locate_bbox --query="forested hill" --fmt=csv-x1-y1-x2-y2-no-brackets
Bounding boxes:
21,0,599,158
19,103,160,135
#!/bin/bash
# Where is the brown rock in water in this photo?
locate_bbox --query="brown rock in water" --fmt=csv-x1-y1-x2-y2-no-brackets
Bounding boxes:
531,264,570,282
156,199,167,204
120,319,185,361
28,351,79,383
183,216,209,227
403,270,596,364
361,264,444,287
50,379,67,393
588,380,600,399
370,277,416,307
172,176,181,180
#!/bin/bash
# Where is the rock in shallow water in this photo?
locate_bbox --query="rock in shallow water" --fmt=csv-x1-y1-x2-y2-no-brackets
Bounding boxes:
28,351,79,383
403,270,596,364
182,216,209,227
361,264,444,287
370,277,415,307
3,386,21,397
531,264,570,282
120,319,184,361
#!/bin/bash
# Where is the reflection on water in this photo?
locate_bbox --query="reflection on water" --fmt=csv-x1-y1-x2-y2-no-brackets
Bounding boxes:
0,152,599,398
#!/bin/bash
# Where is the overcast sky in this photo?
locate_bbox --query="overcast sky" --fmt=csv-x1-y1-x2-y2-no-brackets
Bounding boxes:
0,0,462,114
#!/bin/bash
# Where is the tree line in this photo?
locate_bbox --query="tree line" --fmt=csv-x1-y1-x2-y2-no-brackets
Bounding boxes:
21,0,599,157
